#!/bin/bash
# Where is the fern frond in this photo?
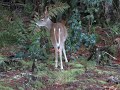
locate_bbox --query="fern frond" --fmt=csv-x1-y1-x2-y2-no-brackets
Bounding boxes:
0,31,17,46
48,2,70,17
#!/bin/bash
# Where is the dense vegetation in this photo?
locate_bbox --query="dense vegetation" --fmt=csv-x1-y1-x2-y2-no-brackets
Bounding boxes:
0,0,120,90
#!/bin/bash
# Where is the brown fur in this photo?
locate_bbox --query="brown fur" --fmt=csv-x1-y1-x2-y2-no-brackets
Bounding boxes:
50,23,68,47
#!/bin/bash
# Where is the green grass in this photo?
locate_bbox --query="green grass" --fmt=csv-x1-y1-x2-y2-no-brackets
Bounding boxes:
97,80,107,84
31,81,46,89
53,68,84,84
68,61,84,68
20,60,33,70
0,82,13,90
95,68,116,75
34,60,86,86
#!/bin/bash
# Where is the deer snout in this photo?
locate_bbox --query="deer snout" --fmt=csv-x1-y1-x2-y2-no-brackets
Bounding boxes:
36,21,41,26
36,21,46,27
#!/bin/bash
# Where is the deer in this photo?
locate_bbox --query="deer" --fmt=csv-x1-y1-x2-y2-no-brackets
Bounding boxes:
36,7,68,70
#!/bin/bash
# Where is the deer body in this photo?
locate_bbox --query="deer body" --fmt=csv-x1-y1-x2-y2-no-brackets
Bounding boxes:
36,16,68,69
50,23,68,47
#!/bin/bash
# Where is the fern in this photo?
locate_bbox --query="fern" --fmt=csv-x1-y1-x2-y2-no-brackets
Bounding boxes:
48,1,70,17
0,8,18,46
28,18,51,60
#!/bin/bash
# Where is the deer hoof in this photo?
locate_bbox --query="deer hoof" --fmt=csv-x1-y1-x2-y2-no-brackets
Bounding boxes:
55,65,58,69
61,67,64,70
65,60,68,62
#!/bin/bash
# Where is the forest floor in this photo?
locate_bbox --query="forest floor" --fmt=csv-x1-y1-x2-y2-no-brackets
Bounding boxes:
0,57,120,90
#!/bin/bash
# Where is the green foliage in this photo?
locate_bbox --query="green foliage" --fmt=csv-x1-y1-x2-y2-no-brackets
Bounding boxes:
0,55,8,71
79,33,96,47
81,0,112,5
47,1,70,18
111,23,120,35
0,5,51,60
0,4,34,47
0,82,13,90
79,57,96,71
28,31,48,59
28,15,51,60
24,2,34,15
80,0,113,7
69,0,78,8
0,31,17,47
0,6,49,59
31,81,45,89
0,7,18,46
69,61,84,68
98,80,107,84
68,9,82,30
83,0,112,25
67,8,96,52
0,85,13,90
17,87,24,90
54,69,81,84
69,0,112,27
28,30,50,60
20,60,32,66
67,8,82,52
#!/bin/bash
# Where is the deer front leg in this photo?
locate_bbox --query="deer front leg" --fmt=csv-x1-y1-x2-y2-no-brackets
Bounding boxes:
63,45,68,62
55,47,58,68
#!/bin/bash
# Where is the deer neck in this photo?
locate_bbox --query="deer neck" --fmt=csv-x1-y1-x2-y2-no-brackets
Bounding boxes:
46,18,53,30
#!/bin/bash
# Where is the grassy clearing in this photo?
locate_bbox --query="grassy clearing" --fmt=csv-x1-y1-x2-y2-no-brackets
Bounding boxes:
0,58,120,90
36,60,85,85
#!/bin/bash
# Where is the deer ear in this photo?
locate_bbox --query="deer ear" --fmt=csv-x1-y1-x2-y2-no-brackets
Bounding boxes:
44,6,49,16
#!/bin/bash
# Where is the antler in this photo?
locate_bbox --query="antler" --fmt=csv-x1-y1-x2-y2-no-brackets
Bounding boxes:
44,6,49,15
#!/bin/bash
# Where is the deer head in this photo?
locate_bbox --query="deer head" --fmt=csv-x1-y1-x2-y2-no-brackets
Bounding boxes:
36,6,52,29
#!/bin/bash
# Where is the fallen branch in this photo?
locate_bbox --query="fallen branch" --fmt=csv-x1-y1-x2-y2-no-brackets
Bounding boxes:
104,51,117,60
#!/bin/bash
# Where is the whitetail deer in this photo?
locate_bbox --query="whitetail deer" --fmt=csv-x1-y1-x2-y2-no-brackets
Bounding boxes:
36,8,68,69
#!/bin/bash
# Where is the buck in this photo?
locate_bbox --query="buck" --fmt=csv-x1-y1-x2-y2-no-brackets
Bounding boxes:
36,8,68,69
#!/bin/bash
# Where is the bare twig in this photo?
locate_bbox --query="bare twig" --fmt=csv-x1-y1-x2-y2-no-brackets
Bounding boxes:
104,51,117,60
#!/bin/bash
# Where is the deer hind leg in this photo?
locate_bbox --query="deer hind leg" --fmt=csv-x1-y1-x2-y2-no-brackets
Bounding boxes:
59,46,63,70
63,45,68,62
55,47,58,68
